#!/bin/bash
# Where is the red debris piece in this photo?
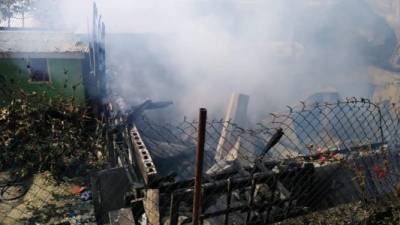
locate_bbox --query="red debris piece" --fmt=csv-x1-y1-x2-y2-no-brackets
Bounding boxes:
372,165,386,178
70,185,86,195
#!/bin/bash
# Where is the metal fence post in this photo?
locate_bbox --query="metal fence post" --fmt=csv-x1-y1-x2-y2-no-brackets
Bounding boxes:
193,108,207,225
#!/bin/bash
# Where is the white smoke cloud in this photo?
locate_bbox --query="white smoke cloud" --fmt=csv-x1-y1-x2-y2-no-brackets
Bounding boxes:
28,0,398,121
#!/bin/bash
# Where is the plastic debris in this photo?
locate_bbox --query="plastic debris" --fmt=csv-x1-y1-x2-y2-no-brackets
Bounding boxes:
70,185,86,195
80,190,92,201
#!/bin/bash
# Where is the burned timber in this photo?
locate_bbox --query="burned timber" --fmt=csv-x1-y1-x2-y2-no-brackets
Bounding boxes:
3,2,400,225
91,94,400,225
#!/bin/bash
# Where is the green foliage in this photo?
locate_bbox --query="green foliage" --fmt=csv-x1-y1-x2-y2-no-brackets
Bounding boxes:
0,91,106,179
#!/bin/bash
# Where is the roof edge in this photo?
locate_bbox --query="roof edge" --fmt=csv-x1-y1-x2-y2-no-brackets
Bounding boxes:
0,52,86,59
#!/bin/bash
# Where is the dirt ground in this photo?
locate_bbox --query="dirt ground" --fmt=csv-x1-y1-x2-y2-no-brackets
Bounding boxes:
0,171,96,225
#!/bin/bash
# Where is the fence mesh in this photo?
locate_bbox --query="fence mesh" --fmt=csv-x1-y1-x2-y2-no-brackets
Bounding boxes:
3,98,400,225
0,94,104,225
125,98,400,225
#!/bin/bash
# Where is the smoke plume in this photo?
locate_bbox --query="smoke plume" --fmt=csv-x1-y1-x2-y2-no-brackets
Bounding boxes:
29,0,400,122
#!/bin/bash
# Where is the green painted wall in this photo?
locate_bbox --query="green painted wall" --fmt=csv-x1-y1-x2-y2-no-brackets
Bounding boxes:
0,58,86,105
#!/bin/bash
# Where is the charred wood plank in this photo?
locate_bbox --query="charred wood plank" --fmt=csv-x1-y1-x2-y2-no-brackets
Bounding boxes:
224,179,232,225
169,192,181,225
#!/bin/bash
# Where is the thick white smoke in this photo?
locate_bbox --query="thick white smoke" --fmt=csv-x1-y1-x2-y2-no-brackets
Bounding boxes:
28,0,400,122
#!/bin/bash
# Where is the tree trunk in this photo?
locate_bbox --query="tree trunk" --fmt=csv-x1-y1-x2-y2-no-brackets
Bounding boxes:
22,11,25,27
7,17,10,28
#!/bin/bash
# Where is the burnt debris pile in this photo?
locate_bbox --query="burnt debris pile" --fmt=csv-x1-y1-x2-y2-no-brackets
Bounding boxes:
96,97,400,225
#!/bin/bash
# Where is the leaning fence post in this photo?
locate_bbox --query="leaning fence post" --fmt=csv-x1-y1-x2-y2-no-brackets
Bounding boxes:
193,108,207,225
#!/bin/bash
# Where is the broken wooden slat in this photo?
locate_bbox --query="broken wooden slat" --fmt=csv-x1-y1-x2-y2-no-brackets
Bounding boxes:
224,178,232,225
216,93,249,161
245,176,257,224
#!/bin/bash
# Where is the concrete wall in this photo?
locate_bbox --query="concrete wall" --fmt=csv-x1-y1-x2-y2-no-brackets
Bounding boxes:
0,58,86,105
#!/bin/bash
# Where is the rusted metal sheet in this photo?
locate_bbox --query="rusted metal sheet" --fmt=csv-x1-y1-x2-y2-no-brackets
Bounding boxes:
92,167,131,225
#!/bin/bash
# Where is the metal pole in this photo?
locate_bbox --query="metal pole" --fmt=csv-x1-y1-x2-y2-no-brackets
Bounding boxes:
192,108,207,225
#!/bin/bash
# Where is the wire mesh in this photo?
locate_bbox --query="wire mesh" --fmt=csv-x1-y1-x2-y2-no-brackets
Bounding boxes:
0,93,105,225
119,98,400,225
3,98,400,225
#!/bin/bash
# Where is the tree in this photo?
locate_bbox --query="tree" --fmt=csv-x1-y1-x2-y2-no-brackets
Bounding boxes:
12,0,35,27
0,0,62,29
0,0,35,27
0,0,17,27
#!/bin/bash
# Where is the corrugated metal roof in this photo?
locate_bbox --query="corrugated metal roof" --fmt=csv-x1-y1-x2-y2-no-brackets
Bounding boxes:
0,30,89,54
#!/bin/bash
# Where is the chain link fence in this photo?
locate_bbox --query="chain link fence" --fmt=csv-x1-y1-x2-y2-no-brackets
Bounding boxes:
3,97,400,225
0,94,105,225
107,98,400,225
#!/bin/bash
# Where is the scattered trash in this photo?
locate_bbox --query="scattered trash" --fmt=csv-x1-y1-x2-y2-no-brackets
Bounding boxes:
139,213,148,225
80,191,92,201
70,185,86,195
67,211,76,218
319,155,327,164
372,165,386,178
